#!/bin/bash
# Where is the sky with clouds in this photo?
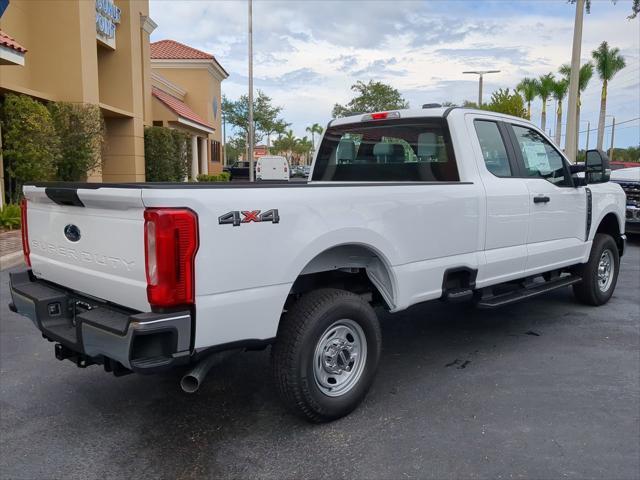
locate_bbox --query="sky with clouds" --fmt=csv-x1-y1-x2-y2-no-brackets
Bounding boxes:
150,0,640,148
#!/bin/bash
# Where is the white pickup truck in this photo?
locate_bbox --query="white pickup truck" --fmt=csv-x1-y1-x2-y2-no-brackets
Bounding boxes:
9,107,626,422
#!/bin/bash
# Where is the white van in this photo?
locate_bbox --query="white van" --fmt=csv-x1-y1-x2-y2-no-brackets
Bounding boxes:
256,155,290,181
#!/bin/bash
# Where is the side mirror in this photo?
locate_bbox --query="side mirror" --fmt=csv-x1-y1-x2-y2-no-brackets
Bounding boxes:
585,149,611,184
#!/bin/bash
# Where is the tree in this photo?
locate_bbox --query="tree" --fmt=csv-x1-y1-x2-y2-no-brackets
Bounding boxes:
1,94,58,202
276,130,299,163
565,0,637,162
222,90,287,148
294,136,314,165
536,73,556,132
560,62,593,150
516,78,538,120
48,102,105,181
144,126,191,182
305,123,324,151
332,80,409,118
592,41,626,150
483,88,527,118
225,136,246,163
551,78,569,146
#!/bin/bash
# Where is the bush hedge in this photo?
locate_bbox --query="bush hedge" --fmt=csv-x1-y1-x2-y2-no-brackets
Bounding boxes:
0,203,21,230
48,102,105,181
1,94,58,202
144,126,191,182
196,172,230,182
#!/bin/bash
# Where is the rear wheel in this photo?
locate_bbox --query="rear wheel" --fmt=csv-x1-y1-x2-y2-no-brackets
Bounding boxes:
573,233,620,306
271,288,381,422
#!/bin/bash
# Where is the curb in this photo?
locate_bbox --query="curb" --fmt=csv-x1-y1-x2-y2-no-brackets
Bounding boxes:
0,251,23,271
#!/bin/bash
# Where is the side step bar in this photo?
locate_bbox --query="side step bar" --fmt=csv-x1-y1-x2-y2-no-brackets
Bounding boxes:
477,275,581,309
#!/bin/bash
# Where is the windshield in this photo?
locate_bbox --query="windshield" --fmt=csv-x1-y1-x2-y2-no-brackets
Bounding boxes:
312,118,459,182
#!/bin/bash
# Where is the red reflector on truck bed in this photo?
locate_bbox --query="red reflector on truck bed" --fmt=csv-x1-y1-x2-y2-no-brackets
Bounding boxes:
20,198,31,267
144,208,198,308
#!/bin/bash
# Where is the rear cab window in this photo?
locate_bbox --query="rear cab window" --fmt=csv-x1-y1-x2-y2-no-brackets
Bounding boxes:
312,118,459,182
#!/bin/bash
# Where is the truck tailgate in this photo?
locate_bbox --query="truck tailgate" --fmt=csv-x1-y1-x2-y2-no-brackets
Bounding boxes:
23,186,149,312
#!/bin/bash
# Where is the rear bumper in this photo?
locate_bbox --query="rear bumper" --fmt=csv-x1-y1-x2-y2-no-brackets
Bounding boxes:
9,270,192,374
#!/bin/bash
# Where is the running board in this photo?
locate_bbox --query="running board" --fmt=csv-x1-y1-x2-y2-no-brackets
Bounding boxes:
477,275,581,309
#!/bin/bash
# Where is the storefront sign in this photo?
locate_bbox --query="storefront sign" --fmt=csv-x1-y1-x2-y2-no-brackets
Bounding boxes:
96,0,121,49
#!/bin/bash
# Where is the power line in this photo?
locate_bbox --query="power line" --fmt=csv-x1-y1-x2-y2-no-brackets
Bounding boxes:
577,117,639,134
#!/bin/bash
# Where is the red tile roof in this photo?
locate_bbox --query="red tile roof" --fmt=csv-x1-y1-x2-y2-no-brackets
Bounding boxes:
151,86,213,131
150,39,228,76
0,30,27,53
151,39,213,60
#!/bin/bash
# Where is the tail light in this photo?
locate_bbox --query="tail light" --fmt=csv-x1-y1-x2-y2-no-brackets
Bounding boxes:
144,208,198,308
20,198,31,267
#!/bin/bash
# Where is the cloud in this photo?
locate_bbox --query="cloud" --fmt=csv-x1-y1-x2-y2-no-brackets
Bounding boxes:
350,58,407,77
150,0,640,147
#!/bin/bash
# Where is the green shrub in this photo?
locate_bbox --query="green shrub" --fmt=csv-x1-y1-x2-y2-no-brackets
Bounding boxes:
1,94,58,202
48,102,105,181
196,172,230,182
0,203,21,230
144,126,191,182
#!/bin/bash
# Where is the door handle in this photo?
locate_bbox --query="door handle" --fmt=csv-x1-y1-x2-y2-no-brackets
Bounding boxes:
533,195,551,204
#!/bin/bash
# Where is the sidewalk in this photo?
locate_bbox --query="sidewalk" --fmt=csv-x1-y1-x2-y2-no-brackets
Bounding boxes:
0,230,23,270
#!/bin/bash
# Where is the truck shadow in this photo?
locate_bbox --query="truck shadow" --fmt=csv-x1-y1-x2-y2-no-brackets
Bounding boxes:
63,285,608,478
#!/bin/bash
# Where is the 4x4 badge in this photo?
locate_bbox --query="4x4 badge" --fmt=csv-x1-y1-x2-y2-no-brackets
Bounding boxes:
218,209,280,227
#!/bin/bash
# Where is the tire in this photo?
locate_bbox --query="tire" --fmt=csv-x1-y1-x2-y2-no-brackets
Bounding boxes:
573,233,620,306
271,288,381,422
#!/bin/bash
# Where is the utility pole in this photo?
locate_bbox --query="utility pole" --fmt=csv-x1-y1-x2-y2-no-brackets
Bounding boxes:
247,0,255,181
609,117,616,161
463,70,500,106
565,0,585,163
585,121,590,151
222,111,227,166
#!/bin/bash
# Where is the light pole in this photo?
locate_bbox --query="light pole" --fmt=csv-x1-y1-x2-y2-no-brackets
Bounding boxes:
247,0,255,181
463,70,500,106
565,0,585,163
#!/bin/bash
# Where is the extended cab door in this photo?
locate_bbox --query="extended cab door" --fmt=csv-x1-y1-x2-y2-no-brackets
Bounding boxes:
504,122,588,274
466,114,530,286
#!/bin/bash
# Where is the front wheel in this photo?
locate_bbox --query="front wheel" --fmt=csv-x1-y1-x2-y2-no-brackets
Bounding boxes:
573,233,620,306
271,288,381,422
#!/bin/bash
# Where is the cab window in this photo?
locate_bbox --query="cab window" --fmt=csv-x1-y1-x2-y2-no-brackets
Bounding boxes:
312,119,459,182
511,125,571,186
474,120,512,177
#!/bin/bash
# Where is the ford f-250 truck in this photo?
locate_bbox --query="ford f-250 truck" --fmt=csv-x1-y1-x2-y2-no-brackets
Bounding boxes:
9,107,626,422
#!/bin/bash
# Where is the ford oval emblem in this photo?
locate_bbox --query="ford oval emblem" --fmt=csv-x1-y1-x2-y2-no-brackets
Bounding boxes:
64,224,81,242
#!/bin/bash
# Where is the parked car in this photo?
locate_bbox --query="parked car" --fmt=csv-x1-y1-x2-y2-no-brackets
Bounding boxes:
10,107,626,423
256,155,289,181
610,161,640,170
223,161,253,181
610,166,640,234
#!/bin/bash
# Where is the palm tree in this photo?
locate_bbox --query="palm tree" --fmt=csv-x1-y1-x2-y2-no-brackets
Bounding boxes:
592,41,626,150
551,78,569,146
536,73,556,132
280,130,298,164
560,62,594,151
305,123,324,152
516,78,538,120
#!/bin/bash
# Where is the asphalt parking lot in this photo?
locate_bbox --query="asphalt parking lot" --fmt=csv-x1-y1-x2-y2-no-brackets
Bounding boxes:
1,240,638,480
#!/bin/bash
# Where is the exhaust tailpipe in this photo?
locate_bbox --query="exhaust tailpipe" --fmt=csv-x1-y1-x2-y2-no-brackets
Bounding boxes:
180,349,239,393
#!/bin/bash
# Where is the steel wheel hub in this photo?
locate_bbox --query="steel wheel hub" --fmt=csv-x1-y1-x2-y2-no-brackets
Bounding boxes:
313,319,367,397
597,249,614,292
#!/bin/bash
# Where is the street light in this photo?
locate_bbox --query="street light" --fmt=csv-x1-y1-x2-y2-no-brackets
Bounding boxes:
463,70,500,106
247,0,254,181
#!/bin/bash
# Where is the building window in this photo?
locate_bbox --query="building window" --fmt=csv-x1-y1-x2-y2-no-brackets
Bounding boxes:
211,140,221,163
153,121,163,127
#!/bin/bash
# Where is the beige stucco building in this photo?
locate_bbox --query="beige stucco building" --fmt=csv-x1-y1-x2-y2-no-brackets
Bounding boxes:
0,0,227,186
150,40,228,176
